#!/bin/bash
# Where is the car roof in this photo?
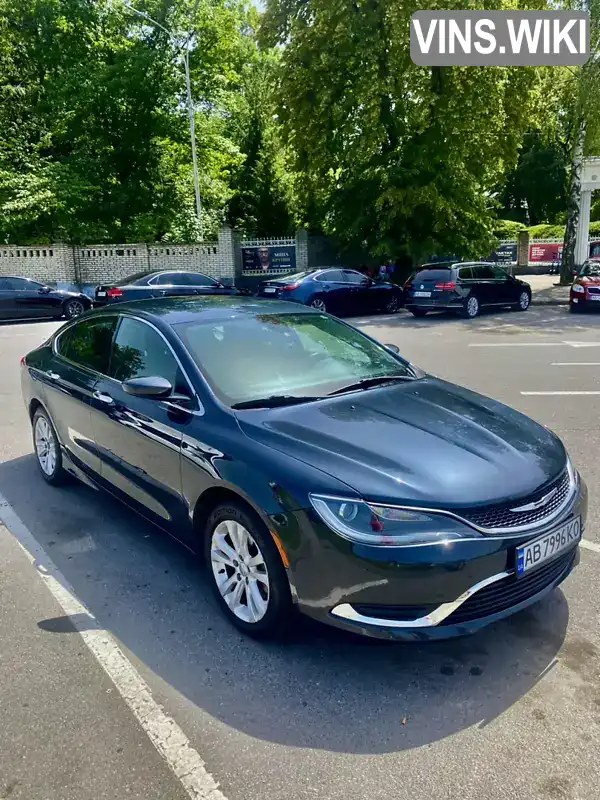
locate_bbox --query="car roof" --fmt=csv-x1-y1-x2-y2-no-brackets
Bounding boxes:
418,262,484,269
83,295,320,326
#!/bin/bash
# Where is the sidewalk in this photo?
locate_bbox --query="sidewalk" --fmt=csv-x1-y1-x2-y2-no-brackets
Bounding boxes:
526,274,570,306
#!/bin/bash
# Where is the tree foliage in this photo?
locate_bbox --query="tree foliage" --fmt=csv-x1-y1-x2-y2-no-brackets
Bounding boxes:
262,0,551,262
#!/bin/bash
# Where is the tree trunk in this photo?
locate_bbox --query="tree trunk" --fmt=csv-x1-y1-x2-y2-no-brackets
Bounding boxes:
561,119,585,285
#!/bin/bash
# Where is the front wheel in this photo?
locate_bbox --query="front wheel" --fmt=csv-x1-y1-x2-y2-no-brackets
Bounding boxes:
32,409,69,485
462,294,480,319
64,298,86,319
569,302,582,314
513,290,531,312
204,502,293,639
309,297,327,313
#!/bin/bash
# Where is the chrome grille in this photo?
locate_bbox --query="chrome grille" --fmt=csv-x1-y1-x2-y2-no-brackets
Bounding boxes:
454,469,572,532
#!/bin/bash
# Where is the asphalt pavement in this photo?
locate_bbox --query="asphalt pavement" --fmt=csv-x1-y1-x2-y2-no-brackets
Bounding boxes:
1,303,600,800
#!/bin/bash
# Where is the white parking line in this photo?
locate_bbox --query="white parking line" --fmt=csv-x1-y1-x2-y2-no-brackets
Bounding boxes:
551,362,600,366
0,493,228,800
521,391,600,396
470,341,600,348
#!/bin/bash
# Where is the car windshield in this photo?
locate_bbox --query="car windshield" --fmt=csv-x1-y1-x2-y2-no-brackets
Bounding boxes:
580,262,600,278
174,312,417,406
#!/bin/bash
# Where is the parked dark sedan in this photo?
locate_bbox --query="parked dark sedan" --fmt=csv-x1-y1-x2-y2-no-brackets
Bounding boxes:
256,268,404,315
94,269,237,305
0,276,91,321
405,262,532,318
21,297,585,641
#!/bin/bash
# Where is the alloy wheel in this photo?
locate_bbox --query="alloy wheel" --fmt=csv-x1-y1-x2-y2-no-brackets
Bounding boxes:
466,295,479,318
210,520,270,624
519,291,530,310
386,297,400,313
309,298,327,312
65,299,85,318
34,416,57,477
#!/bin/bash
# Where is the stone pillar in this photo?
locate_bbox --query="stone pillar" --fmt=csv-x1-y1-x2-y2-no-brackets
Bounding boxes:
295,228,309,270
575,189,592,269
517,230,530,268
217,225,237,283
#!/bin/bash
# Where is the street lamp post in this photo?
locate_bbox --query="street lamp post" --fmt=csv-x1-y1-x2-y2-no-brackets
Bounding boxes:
124,3,203,241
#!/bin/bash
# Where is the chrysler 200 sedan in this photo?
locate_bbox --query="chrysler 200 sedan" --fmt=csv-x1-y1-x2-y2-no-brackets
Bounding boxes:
21,297,586,640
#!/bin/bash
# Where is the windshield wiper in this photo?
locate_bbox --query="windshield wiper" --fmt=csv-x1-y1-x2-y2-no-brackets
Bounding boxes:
231,395,323,410
328,375,415,396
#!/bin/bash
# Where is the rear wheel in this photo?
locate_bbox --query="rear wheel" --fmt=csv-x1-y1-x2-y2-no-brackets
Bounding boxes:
32,408,69,485
409,308,428,318
384,296,401,314
309,297,327,313
513,290,531,312
204,501,293,639
462,294,480,319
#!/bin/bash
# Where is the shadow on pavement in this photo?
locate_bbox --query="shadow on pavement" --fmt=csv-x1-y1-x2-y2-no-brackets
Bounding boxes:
350,306,600,335
0,454,574,755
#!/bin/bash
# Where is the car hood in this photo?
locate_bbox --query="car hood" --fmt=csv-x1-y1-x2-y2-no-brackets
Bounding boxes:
236,377,566,507
578,277,600,284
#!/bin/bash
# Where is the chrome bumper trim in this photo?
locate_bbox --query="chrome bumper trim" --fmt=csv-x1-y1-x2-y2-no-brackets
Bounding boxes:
330,569,512,629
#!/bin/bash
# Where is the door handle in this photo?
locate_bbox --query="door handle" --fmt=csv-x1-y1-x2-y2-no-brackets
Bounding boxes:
93,390,114,405
46,370,60,381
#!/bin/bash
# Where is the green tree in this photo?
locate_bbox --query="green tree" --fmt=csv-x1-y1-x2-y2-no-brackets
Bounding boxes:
262,0,555,262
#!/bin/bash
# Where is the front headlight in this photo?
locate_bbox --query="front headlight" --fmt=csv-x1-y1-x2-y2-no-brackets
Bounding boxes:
572,284,585,294
309,494,475,546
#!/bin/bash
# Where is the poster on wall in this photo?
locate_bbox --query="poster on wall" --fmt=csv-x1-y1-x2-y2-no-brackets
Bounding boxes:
490,243,517,264
242,245,296,274
529,243,563,264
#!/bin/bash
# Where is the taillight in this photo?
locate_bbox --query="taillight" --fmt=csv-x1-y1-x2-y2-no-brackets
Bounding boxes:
20,356,26,366
106,287,123,298
435,282,457,290
280,283,300,292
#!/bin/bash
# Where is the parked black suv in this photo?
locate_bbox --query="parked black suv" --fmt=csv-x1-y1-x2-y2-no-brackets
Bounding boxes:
404,263,532,319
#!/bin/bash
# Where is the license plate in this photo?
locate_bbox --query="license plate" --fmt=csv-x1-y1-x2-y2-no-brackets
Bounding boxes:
263,287,277,294
97,291,106,297
413,291,431,298
589,295,600,301
516,517,581,576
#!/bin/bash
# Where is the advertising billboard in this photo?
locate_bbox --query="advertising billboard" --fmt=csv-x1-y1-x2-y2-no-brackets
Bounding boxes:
241,245,296,274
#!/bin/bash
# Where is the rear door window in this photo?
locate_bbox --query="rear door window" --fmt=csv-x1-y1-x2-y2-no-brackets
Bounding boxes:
57,317,117,374
472,265,495,280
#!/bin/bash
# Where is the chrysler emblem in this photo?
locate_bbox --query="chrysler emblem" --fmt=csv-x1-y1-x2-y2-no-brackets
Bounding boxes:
510,487,558,513
420,284,424,289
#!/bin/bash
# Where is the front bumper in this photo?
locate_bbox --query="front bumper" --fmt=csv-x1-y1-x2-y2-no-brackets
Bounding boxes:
273,477,587,641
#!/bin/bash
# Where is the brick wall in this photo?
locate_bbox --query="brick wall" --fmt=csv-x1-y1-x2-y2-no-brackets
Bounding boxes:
0,226,237,291
0,243,75,285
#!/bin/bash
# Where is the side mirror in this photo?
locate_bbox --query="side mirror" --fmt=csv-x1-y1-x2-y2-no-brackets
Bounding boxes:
39,286,52,294
220,277,233,287
122,376,173,398
384,343,400,354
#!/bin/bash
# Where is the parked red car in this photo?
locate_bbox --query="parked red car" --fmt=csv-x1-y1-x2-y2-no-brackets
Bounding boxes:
570,260,600,313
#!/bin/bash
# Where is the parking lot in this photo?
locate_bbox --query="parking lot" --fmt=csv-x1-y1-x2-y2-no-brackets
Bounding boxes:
2,303,600,800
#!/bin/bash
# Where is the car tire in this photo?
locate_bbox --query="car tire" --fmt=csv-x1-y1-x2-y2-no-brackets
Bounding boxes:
462,294,480,319
204,501,293,639
384,296,401,314
409,308,428,318
309,297,328,313
513,290,531,312
32,408,69,486
63,298,87,319
569,302,582,313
